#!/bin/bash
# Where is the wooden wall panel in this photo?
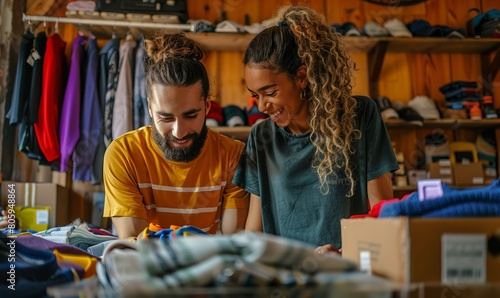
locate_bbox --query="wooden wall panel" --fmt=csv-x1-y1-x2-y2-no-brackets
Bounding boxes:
260,0,292,21
299,0,326,17
187,0,224,23
446,0,483,94
481,0,500,108
361,2,426,24
378,53,413,103
388,128,419,170
351,53,369,97
409,0,450,105
26,0,66,17
222,0,260,24
423,0,447,24
409,53,451,104
326,0,364,26
218,51,247,107
203,51,221,102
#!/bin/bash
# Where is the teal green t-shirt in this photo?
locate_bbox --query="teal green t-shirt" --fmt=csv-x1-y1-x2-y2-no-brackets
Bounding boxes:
233,96,399,248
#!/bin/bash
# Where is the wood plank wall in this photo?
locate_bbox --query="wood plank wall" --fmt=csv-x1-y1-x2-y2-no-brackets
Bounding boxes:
26,0,500,108
15,0,500,222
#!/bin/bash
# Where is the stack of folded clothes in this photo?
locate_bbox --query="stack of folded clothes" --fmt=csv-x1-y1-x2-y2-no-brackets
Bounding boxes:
439,81,482,110
96,232,397,295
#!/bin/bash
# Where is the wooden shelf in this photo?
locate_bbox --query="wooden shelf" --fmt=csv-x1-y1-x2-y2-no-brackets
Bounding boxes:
22,15,500,54
188,34,382,52
384,119,423,128
385,118,500,129
185,35,500,54
187,33,255,51
383,37,500,54
212,119,500,140
212,126,252,140
454,118,500,128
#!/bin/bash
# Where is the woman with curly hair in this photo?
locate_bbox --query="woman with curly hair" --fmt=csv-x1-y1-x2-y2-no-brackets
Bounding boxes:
233,6,398,251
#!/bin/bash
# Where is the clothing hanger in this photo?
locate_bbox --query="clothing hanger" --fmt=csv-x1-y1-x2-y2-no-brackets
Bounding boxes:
126,30,134,42
54,19,59,34
77,23,85,37
88,26,96,40
26,19,34,34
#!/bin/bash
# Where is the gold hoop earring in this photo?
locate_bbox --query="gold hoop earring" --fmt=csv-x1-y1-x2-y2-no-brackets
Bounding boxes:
301,88,307,101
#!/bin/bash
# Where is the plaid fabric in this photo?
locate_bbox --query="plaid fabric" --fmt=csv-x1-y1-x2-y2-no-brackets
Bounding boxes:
99,232,357,292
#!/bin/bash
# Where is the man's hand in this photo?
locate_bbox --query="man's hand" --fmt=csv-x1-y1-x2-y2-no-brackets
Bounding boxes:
112,217,148,239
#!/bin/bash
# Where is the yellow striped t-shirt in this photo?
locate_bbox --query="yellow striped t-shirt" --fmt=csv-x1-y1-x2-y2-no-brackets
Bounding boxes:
103,126,249,234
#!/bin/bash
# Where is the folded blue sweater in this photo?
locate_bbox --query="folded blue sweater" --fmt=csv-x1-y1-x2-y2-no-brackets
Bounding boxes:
379,179,500,218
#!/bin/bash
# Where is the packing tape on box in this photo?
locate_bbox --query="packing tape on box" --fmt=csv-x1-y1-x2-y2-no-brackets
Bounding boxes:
24,183,37,207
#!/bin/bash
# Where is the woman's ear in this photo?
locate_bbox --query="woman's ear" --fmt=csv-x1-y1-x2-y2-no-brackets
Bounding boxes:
295,65,308,89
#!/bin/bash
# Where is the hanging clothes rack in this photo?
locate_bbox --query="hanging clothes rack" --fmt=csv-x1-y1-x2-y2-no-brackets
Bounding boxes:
22,14,192,32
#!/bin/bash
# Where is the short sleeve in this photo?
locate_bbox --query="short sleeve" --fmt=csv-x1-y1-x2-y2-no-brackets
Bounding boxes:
232,127,261,196
222,140,250,209
103,140,148,220
362,97,399,180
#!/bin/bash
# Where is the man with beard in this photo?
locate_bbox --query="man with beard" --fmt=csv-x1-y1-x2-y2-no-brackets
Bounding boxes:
103,33,249,240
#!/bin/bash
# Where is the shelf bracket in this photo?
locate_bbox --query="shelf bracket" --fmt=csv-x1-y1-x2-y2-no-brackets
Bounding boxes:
480,46,500,96
368,40,389,99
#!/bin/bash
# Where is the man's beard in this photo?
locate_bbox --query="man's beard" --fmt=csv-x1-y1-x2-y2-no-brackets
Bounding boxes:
152,124,208,163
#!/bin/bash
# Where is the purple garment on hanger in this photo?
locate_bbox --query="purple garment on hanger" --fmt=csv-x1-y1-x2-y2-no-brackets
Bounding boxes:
73,37,102,182
59,35,86,172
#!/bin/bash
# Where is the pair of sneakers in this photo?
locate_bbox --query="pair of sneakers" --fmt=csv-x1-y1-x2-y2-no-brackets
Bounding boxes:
375,96,425,121
374,96,399,120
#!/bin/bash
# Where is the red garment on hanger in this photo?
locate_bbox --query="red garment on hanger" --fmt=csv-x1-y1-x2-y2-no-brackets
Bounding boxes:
34,33,67,162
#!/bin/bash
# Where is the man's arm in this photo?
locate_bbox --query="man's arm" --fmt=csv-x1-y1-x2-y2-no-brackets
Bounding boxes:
112,216,148,240
367,172,394,208
245,194,263,232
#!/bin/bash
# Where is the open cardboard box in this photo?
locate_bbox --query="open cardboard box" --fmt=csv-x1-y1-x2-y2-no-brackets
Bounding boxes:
341,217,500,285
1,182,69,228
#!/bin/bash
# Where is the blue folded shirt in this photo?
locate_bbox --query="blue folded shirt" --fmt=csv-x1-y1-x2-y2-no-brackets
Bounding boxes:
379,179,500,218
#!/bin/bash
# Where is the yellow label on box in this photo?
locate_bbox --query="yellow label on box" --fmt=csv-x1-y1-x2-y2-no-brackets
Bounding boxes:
13,206,50,232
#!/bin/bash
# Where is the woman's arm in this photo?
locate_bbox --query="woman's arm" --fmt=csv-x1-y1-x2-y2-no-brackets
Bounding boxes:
367,172,394,208
245,194,263,231
221,208,248,234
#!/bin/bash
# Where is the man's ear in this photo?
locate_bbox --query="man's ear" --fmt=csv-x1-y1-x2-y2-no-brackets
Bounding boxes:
205,98,211,116
148,100,153,119
295,65,308,89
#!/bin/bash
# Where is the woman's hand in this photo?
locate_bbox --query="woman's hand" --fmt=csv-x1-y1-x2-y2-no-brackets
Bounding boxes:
0,210,8,229
314,244,341,254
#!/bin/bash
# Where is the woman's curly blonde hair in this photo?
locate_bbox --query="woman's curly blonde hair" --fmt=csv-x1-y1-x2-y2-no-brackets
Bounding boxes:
244,6,361,196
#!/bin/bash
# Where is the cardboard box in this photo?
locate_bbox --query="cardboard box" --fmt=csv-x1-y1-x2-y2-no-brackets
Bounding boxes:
1,182,69,228
407,169,427,186
429,161,453,185
453,163,484,186
13,206,50,231
341,217,500,284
